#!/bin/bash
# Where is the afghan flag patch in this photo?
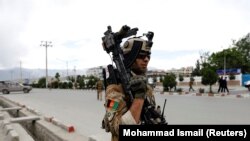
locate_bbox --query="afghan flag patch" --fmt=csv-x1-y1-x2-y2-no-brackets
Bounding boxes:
107,99,119,110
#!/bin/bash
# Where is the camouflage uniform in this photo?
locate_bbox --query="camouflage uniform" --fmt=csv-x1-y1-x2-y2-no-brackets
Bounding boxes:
103,34,164,141
105,81,155,141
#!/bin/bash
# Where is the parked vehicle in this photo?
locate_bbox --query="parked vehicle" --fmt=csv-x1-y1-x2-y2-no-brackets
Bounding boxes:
244,80,250,91
0,81,32,94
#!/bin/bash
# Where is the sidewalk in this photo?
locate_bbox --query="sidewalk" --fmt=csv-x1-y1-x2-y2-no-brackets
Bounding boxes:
154,85,250,98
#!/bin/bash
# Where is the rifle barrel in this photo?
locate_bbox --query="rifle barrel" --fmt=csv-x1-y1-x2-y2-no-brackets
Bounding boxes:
161,99,167,118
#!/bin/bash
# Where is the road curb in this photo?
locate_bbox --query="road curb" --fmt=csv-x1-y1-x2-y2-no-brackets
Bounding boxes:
161,91,250,98
51,118,75,133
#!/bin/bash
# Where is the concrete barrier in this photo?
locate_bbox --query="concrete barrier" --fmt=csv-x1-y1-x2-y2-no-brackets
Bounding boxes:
0,96,88,141
0,109,34,141
51,118,75,133
6,129,19,141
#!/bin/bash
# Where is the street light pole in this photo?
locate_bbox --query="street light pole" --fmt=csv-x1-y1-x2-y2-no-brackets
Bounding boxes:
224,52,226,76
221,46,226,76
222,48,226,76
40,41,53,88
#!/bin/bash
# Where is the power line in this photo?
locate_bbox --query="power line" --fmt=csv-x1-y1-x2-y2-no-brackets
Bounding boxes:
56,58,78,77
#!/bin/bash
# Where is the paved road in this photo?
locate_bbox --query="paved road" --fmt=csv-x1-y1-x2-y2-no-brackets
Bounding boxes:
1,88,250,141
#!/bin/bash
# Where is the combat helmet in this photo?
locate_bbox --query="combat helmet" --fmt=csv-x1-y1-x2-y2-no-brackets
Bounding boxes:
122,37,153,68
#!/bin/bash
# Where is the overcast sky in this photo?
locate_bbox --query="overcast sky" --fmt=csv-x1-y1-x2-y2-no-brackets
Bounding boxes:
1,0,250,72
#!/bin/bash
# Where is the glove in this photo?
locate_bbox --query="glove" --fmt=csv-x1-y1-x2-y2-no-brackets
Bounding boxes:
129,75,147,99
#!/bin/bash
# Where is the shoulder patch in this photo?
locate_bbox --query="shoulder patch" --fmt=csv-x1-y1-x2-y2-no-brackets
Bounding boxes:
107,99,119,111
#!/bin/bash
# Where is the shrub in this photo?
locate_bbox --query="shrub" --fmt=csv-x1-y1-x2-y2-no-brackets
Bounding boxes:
199,88,205,93
229,73,236,80
179,75,184,82
176,88,182,92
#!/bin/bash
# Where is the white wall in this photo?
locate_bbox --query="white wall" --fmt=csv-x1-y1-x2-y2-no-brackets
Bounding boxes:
177,74,242,83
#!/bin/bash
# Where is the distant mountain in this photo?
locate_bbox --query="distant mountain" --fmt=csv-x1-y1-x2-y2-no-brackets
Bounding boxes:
0,68,87,81
0,66,164,81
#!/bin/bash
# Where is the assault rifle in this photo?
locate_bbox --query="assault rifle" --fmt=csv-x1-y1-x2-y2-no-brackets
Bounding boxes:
102,25,138,104
101,25,167,125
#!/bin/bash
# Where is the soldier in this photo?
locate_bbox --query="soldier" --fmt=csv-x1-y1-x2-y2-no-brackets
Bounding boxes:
104,37,164,141
96,80,103,101
189,78,195,92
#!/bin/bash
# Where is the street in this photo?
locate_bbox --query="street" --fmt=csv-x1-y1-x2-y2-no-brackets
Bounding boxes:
1,88,250,141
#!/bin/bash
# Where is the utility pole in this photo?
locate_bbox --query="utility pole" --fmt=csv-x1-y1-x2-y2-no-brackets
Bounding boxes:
20,61,22,83
222,47,226,76
40,41,53,88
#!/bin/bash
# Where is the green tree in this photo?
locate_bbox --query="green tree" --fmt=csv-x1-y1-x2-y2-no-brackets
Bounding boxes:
38,77,46,88
55,72,60,81
201,64,218,93
61,82,69,89
51,81,59,88
86,75,98,89
234,33,250,73
76,75,81,83
162,73,177,92
68,82,73,89
192,60,201,76
67,76,75,83
208,33,250,74
209,48,244,72
75,75,85,89
79,79,85,89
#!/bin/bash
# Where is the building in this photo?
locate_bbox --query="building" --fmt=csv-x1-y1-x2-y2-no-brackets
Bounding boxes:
85,66,105,79
166,66,194,77
146,70,166,83
86,66,194,81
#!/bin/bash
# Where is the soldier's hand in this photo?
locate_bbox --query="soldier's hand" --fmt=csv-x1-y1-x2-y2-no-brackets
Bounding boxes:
129,75,147,99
